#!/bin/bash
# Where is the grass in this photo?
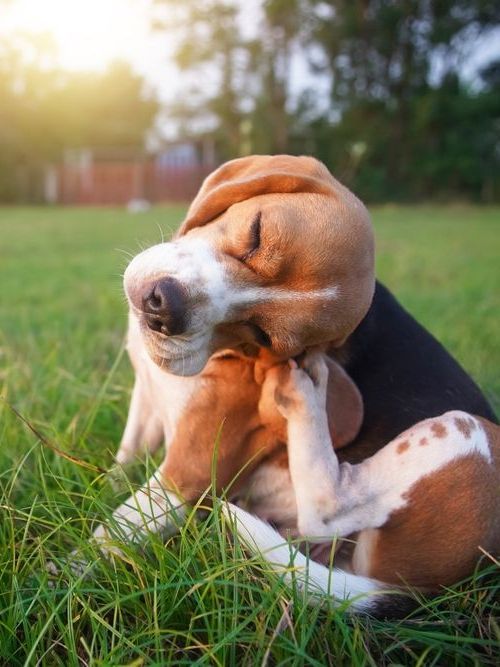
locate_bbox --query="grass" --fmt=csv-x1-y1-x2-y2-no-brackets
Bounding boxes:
0,204,499,665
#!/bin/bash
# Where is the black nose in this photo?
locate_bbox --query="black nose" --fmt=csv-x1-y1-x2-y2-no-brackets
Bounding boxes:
142,277,187,336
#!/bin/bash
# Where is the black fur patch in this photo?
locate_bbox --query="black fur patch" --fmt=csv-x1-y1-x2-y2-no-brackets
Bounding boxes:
366,592,420,620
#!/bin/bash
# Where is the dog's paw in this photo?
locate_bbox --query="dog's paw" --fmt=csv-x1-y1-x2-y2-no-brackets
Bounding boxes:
46,550,94,583
271,351,328,420
299,350,329,392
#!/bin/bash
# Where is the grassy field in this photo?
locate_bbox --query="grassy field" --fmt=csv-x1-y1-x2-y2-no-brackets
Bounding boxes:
0,204,499,665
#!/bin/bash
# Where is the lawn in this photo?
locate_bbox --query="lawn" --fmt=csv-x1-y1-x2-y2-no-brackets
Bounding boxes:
0,204,499,665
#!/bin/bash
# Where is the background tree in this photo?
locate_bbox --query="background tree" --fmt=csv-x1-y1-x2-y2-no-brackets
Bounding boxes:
154,0,303,157
154,0,249,159
1,1,499,202
301,0,500,200
154,0,500,201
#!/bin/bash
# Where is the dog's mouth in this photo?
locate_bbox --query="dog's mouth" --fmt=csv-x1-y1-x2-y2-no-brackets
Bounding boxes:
132,293,275,364
138,317,212,375
150,349,210,376
245,321,272,348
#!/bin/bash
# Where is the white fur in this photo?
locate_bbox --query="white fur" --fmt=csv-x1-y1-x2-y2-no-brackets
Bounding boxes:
93,473,185,558
125,238,338,315
108,235,494,609
234,285,338,305
115,313,200,464
124,238,228,322
223,502,383,613
237,463,298,530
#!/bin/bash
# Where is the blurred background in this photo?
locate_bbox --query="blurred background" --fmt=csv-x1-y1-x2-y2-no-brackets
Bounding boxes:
1,0,499,205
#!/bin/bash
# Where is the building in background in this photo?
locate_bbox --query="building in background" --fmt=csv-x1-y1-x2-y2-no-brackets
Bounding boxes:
44,138,217,205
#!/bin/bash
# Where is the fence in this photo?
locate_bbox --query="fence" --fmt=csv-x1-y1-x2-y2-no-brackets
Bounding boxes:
52,159,216,205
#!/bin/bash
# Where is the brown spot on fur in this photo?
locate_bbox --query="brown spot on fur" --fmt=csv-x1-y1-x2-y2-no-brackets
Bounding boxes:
455,416,472,439
397,440,410,454
419,437,428,446
431,421,447,439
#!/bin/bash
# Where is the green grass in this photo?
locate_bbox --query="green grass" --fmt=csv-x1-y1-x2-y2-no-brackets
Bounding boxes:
0,204,499,665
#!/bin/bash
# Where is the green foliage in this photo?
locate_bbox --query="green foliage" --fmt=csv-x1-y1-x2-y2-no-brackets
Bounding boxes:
156,0,500,201
309,77,500,202
156,0,303,158
0,34,158,202
0,205,499,663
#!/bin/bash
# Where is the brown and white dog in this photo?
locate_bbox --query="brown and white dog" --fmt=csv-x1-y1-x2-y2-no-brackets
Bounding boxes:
89,155,498,615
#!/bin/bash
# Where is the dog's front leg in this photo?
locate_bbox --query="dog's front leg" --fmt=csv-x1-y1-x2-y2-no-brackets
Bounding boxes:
115,376,164,465
270,353,345,539
92,467,186,559
272,352,387,541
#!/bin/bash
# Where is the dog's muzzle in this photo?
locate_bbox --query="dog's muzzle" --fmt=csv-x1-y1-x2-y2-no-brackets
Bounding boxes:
123,238,229,375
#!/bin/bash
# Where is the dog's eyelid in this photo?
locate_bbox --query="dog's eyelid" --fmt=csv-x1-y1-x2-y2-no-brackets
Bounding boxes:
240,211,262,262
250,211,262,242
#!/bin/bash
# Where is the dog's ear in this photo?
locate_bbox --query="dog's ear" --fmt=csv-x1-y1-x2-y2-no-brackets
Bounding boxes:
177,155,339,235
325,357,363,450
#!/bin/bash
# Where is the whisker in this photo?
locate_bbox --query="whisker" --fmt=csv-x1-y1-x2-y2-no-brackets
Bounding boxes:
115,247,135,260
155,222,165,244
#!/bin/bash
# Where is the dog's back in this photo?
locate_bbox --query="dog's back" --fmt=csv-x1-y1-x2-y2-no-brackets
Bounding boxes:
335,281,498,464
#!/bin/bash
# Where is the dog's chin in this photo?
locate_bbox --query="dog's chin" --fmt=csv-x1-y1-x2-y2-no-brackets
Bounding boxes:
142,333,211,376
150,350,209,376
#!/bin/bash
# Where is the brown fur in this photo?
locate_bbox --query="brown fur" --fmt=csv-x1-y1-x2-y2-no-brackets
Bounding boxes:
397,440,410,454
161,352,363,501
431,422,447,439
368,448,500,588
174,156,375,354
455,416,473,439
126,155,498,596
162,348,500,592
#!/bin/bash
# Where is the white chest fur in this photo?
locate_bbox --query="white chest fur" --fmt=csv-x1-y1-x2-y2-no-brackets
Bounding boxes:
116,315,200,463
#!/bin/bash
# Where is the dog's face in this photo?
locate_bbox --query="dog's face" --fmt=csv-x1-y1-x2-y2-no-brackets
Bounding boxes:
124,156,374,376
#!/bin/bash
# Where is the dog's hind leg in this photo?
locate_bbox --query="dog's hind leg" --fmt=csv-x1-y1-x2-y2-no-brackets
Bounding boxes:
273,352,495,563
222,502,388,614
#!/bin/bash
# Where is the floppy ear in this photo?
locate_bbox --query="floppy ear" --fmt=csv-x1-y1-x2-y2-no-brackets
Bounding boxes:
324,357,363,450
177,154,339,235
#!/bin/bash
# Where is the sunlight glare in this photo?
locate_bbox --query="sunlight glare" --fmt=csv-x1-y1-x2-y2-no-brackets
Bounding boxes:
4,0,145,70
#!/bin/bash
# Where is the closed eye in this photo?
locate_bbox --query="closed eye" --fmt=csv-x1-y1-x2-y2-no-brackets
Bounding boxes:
240,211,261,262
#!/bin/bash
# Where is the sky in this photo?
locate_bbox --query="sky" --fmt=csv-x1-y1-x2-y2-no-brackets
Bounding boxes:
1,0,499,106
0,0,181,101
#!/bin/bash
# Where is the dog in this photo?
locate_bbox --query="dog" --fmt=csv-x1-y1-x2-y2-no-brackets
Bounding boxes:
89,155,497,614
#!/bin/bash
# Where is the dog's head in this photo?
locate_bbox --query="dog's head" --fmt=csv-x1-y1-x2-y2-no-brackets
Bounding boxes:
124,155,374,375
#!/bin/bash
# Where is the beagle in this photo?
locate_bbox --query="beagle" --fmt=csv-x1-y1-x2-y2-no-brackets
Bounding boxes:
88,155,497,614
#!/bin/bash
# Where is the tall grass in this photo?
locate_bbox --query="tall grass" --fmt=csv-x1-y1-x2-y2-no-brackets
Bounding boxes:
0,205,498,665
